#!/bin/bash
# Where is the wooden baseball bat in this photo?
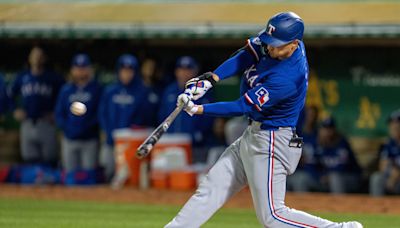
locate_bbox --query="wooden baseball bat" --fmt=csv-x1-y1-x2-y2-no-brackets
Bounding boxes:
136,105,184,159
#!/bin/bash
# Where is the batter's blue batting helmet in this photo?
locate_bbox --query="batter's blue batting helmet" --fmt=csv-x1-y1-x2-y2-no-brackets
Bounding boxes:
117,54,138,70
259,12,304,47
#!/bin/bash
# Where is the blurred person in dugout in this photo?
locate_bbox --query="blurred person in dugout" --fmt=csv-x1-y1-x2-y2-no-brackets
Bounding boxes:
317,117,361,194
158,56,214,163
370,110,400,196
8,46,64,166
287,105,323,192
98,54,154,185
140,57,162,127
55,54,102,185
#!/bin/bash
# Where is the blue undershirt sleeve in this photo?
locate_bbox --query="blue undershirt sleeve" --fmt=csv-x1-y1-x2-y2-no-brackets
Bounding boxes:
202,96,253,117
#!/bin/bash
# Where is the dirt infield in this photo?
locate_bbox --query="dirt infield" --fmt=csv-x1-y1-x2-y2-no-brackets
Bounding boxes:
1,184,400,215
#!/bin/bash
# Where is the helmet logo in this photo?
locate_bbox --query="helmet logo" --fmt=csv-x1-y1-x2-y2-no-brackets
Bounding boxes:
267,24,276,35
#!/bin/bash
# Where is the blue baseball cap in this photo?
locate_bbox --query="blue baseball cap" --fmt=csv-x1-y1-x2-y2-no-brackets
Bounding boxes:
117,54,138,70
176,56,198,69
72,54,91,67
259,12,304,47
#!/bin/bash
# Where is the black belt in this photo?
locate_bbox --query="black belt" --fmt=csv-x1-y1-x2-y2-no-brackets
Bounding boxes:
248,119,295,131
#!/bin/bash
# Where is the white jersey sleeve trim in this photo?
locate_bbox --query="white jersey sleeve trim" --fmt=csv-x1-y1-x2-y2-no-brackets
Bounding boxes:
244,93,262,111
247,39,260,62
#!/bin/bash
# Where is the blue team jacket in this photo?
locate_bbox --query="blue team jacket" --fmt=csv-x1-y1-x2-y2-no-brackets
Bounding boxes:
158,82,214,146
55,79,102,140
8,69,64,119
140,83,162,128
317,137,361,173
98,77,154,146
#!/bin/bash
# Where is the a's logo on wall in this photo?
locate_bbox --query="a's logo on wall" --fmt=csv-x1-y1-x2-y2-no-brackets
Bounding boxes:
267,24,276,35
255,87,269,106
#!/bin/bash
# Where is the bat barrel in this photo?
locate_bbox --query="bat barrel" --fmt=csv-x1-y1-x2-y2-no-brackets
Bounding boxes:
136,142,154,159
136,147,148,159
136,106,183,159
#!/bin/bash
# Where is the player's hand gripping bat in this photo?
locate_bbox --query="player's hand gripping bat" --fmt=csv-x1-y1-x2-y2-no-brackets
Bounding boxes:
136,105,184,159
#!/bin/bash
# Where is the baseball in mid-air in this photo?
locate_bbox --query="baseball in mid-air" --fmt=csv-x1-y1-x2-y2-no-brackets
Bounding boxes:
70,101,87,116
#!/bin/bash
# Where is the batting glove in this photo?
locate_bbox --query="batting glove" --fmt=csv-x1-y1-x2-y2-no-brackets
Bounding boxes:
177,93,199,116
185,72,217,100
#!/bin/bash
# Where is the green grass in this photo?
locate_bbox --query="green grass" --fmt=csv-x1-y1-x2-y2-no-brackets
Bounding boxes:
0,198,399,228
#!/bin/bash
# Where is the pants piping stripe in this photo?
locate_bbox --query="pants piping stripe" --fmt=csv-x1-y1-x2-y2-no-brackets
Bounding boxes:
267,131,316,228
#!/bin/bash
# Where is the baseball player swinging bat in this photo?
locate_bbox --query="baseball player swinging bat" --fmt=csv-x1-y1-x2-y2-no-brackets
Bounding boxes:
136,105,184,159
165,12,363,228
